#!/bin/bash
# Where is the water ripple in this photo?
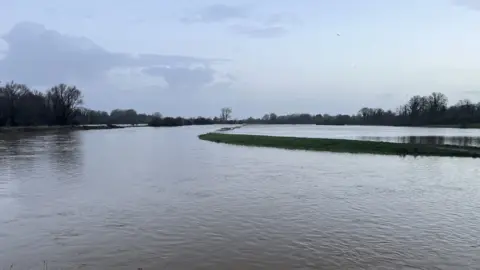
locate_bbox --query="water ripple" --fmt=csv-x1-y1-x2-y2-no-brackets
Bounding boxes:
0,126,479,269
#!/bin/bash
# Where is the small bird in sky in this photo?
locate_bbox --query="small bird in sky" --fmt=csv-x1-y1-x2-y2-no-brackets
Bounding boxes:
336,32,341,36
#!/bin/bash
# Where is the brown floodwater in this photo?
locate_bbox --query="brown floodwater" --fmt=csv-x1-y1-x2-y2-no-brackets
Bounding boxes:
1,125,479,269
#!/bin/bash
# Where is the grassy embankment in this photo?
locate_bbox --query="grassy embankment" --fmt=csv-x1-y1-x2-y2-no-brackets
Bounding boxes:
198,132,480,158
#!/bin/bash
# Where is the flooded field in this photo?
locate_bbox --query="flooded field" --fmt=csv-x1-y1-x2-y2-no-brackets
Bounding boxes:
1,125,479,269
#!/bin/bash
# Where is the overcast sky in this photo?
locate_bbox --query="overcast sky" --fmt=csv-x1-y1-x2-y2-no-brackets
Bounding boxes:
1,0,480,118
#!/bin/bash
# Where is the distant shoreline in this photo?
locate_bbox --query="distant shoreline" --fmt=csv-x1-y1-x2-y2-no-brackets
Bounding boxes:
198,132,480,158
0,124,147,133
2,122,479,134
315,123,480,129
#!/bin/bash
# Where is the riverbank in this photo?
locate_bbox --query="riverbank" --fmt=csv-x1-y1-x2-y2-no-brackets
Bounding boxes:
0,124,146,133
315,123,480,129
425,123,480,129
198,133,480,158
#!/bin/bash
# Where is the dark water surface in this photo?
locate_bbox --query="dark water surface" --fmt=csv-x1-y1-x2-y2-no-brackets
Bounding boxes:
1,125,480,269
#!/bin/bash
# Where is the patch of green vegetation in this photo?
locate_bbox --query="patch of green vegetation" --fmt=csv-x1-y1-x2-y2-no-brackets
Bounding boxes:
198,133,480,158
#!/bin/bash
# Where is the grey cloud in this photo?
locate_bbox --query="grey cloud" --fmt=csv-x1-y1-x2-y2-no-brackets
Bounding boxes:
229,12,297,38
0,21,227,89
181,4,250,23
142,66,215,90
0,39,7,55
264,13,300,26
126,53,225,67
462,90,480,95
453,0,480,10
181,4,297,38
229,25,288,38
229,12,298,38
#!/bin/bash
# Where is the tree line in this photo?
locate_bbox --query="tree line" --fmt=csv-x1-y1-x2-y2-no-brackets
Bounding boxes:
1,81,479,128
249,92,480,128
0,81,84,126
0,81,237,127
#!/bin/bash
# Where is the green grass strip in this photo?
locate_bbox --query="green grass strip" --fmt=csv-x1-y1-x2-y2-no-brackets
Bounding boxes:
198,132,480,158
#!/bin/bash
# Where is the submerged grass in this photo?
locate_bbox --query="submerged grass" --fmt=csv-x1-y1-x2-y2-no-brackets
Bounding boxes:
198,132,480,158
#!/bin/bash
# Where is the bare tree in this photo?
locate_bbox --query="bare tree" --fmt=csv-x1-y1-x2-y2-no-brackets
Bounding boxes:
428,92,448,113
17,89,50,126
46,84,83,125
269,113,277,121
220,107,232,122
0,81,30,126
